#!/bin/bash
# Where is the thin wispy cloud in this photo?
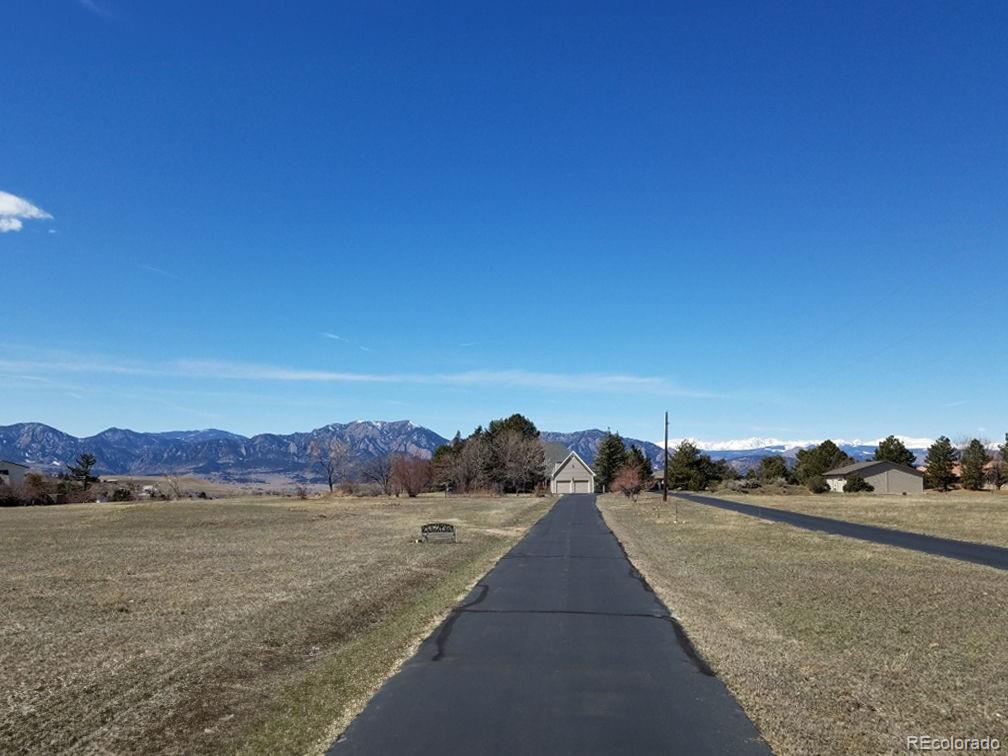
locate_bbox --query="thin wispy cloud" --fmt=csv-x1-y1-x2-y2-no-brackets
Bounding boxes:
0,346,728,398
320,332,349,342
459,342,476,348
0,190,52,233
945,400,968,407
76,0,113,18
138,264,183,281
359,346,373,353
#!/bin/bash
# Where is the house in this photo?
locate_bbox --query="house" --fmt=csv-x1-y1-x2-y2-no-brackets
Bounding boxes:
542,442,596,494
0,460,29,489
824,460,924,494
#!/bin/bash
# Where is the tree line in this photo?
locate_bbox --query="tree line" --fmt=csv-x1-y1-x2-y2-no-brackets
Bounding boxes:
431,413,547,494
745,434,1008,493
602,431,1008,497
307,438,432,496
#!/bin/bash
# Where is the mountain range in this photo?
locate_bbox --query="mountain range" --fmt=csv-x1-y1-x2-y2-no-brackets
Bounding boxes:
0,422,936,483
0,421,448,482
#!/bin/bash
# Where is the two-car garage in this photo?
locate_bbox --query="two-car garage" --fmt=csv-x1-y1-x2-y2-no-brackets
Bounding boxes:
550,451,596,494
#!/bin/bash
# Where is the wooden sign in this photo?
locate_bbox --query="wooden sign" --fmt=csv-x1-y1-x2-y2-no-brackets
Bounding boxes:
421,522,456,543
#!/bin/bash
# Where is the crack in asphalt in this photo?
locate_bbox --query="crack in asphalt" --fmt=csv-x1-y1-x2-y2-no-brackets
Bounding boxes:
501,554,626,561
432,583,489,661
459,608,671,620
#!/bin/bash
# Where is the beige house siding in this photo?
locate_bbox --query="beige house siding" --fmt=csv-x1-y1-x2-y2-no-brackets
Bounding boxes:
551,453,595,494
825,462,924,494
864,468,924,494
0,461,28,489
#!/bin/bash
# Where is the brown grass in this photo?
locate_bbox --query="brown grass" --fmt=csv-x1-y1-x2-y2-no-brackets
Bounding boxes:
718,490,1008,548
599,492,1008,755
0,494,552,754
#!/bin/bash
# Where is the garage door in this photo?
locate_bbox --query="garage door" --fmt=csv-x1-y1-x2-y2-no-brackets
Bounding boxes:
555,479,571,494
573,479,592,494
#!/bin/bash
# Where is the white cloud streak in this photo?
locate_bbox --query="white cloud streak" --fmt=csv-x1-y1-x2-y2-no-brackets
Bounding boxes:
138,264,183,281
0,348,727,398
320,333,349,342
0,191,52,233
77,0,113,18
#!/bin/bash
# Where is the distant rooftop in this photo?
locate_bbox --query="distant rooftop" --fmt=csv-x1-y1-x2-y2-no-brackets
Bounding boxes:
542,441,571,468
825,460,923,477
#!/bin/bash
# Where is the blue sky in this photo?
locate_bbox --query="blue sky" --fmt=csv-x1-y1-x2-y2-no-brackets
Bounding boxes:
2,1,1006,443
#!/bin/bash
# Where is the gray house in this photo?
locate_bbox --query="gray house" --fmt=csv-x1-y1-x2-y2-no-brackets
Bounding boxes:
824,460,924,494
548,451,596,494
0,460,29,489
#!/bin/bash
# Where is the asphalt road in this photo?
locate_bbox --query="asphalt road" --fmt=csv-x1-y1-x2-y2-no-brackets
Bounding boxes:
328,494,770,755
678,493,1008,571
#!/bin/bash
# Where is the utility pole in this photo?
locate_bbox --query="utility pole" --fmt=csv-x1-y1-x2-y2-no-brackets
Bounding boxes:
663,411,669,503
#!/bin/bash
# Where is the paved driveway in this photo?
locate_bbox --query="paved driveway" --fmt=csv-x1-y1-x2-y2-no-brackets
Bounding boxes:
328,494,769,755
678,492,1008,571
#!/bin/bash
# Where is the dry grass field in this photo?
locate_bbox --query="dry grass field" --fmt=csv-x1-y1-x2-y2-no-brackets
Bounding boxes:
0,494,552,754
98,475,267,498
599,492,1008,755
718,490,1008,547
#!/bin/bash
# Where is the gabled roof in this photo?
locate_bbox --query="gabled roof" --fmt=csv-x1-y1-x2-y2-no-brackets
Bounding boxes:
551,450,596,479
824,460,923,478
542,441,572,469
0,459,29,469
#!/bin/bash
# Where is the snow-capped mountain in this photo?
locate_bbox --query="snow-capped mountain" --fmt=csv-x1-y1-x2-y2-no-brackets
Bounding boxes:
665,436,936,452
652,436,939,471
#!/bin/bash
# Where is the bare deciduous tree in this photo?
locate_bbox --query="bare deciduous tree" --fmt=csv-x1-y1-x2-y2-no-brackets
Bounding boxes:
309,439,354,493
163,475,184,500
490,430,546,494
360,454,395,495
391,455,432,497
986,459,1007,491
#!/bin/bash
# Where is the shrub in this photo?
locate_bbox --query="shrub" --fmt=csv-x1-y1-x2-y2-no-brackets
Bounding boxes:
807,475,830,494
687,470,708,491
109,487,134,502
612,465,644,500
0,482,22,507
843,475,874,493
391,456,432,498
717,478,764,493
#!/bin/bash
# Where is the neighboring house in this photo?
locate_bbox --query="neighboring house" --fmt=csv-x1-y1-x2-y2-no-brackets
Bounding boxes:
824,460,924,494
548,448,596,494
0,460,29,489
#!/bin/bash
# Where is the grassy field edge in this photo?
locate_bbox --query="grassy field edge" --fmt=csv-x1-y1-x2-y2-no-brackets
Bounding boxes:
710,490,1008,548
597,493,1008,754
232,503,552,755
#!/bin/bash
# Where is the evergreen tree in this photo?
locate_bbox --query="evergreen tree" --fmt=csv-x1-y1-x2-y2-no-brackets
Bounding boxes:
593,433,628,491
67,452,98,491
667,441,714,491
794,440,853,482
873,435,917,467
627,445,653,485
960,439,990,491
757,455,790,481
486,414,539,440
924,436,957,491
